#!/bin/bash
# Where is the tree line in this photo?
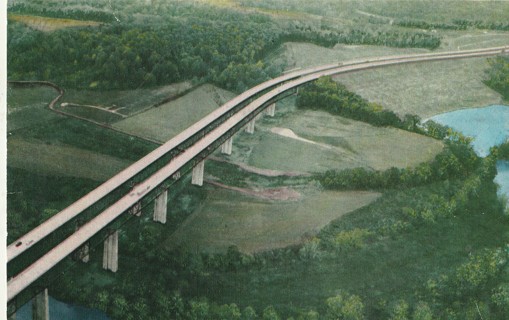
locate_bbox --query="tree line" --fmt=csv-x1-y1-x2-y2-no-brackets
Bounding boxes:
495,141,509,160
395,18,509,31
484,56,509,100
297,76,427,132
282,25,441,50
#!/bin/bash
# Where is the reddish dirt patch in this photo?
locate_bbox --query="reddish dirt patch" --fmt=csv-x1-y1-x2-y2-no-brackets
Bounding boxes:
210,156,309,177
205,180,301,201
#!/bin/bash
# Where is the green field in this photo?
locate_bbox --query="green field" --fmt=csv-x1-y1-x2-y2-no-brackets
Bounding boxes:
439,30,509,51
7,138,131,181
335,57,503,118
113,84,236,142
168,185,380,253
226,108,443,173
357,0,509,23
7,85,62,131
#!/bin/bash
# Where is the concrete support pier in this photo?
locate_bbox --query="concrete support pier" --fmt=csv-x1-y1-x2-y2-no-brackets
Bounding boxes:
129,201,142,216
266,103,276,117
103,230,118,272
32,288,49,320
245,119,255,134
192,160,205,186
153,190,168,224
221,137,233,155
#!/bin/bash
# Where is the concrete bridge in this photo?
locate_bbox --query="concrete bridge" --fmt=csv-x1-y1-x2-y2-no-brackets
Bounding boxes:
6,46,509,319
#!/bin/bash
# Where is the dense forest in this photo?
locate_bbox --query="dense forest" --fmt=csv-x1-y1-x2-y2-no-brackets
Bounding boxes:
7,3,441,92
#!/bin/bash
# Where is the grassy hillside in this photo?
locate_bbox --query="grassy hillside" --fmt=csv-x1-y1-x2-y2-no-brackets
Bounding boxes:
167,185,380,253
335,57,503,118
113,84,236,142
7,138,131,181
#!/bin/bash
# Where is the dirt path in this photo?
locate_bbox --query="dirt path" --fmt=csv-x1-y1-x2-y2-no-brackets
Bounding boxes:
209,156,309,177
271,127,333,149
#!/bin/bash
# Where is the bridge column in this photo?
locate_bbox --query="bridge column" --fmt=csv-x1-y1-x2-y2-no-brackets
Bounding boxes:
266,103,276,117
221,137,233,155
129,201,142,216
153,190,168,224
103,230,118,272
245,119,255,134
192,160,205,186
32,288,49,320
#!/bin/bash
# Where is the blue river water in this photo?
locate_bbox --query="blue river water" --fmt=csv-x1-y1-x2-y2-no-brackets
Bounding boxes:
16,296,109,320
429,105,509,198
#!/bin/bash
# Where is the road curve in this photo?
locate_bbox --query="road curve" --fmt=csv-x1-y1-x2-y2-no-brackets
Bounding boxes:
6,63,340,262
7,45,509,301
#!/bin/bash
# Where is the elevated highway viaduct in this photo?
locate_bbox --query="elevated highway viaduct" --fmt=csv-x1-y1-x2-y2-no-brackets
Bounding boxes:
7,46,509,318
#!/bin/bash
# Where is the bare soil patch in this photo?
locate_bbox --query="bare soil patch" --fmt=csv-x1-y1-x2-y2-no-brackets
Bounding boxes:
206,180,301,201
8,14,101,32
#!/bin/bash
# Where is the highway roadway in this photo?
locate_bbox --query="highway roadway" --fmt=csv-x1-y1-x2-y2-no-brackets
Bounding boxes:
7,45,509,301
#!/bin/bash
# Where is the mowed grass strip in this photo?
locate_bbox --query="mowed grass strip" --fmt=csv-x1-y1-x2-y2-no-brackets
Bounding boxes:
113,84,236,142
167,186,380,254
8,138,131,181
8,14,101,32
